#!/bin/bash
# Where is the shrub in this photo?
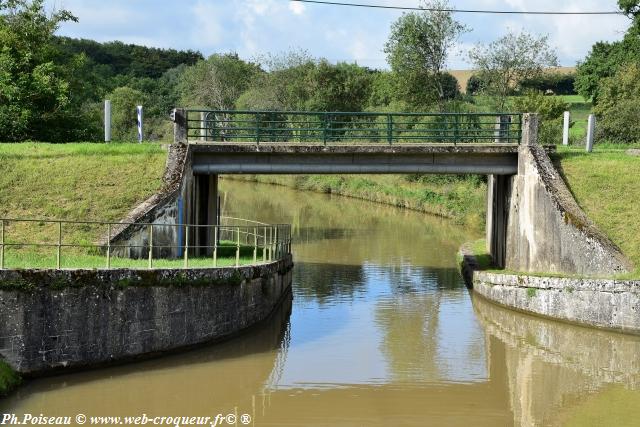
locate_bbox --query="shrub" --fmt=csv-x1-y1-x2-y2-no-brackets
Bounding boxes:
593,64,640,144
511,91,569,145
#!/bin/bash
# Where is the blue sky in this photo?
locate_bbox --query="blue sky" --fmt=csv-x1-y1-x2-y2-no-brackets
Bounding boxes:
46,0,630,69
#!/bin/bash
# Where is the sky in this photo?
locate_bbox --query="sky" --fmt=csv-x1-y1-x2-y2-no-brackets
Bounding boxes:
45,0,631,69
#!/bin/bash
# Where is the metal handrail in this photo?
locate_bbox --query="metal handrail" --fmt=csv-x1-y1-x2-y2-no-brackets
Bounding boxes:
0,218,292,271
186,109,523,145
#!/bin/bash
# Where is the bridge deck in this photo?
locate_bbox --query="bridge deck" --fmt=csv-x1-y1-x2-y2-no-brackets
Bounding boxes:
189,142,530,175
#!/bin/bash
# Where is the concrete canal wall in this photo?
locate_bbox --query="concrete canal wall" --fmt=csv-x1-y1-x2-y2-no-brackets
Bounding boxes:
0,256,293,376
487,115,632,276
471,269,640,335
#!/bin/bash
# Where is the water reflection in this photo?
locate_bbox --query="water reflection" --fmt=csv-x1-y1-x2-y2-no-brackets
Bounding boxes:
3,179,640,426
473,294,640,426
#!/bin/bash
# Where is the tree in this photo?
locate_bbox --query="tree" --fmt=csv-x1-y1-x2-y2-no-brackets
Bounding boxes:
0,0,77,141
593,63,640,143
619,0,640,18
107,86,147,141
466,74,485,95
179,53,261,110
384,0,468,109
468,31,558,109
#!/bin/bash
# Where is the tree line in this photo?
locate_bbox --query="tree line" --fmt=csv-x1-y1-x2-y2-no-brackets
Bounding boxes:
1,0,638,143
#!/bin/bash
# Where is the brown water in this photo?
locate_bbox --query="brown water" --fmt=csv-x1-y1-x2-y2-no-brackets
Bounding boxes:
3,180,640,426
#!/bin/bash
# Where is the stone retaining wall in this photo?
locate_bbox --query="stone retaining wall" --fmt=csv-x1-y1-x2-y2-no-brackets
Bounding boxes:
0,256,293,376
465,265,640,334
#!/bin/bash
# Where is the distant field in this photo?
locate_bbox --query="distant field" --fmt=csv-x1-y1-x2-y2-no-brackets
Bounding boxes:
449,67,577,93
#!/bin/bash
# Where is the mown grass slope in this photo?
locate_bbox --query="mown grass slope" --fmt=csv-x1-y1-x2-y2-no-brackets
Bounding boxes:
0,143,167,268
555,145,640,275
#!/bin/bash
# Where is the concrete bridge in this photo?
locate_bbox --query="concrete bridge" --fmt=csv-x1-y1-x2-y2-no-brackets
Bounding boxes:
115,109,629,279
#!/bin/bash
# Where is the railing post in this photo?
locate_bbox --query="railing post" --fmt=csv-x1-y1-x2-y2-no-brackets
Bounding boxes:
322,113,328,146
200,112,206,142
263,226,267,263
56,221,62,270
253,226,257,264
274,227,278,260
586,114,596,152
171,108,187,144
387,114,393,145
184,225,189,268
235,227,240,267
0,219,4,270
255,113,261,145
494,115,511,143
562,111,570,146
148,224,153,269
106,223,111,269
521,113,539,146
213,225,218,267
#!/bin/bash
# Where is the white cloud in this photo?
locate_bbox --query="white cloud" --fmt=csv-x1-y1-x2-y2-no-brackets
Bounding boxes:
46,0,630,69
191,1,224,47
289,2,306,15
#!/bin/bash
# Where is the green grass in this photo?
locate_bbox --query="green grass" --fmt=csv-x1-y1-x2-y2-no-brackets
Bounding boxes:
559,95,592,142
0,360,20,397
469,238,493,270
0,142,166,222
227,174,487,232
555,145,640,276
0,142,168,268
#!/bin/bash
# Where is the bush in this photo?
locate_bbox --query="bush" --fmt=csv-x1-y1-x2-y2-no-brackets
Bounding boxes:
466,74,485,95
520,72,576,95
593,64,640,144
511,91,569,145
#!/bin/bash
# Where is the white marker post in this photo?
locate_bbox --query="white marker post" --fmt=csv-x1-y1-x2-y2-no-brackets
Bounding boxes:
586,114,596,153
137,106,143,143
562,111,570,146
104,100,111,143
200,112,206,141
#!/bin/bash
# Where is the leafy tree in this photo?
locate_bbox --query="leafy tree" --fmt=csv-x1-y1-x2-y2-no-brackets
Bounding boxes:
619,0,640,18
384,0,468,109
0,0,77,141
574,1,640,102
465,74,485,96
179,53,261,110
107,86,147,141
468,31,558,109
593,63,640,143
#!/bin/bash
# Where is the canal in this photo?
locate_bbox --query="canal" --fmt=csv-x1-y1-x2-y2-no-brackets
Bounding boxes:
2,179,640,426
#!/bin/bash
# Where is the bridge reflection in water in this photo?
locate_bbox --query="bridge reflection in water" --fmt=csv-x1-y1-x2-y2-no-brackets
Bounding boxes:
3,180,640,426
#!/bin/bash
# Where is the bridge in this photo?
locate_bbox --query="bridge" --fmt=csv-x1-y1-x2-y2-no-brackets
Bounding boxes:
159,108,626,278
167,108,529,269
174,109,522,175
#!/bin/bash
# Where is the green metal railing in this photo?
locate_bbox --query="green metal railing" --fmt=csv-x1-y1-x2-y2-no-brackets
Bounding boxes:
0,218,292,270
186,110,522,145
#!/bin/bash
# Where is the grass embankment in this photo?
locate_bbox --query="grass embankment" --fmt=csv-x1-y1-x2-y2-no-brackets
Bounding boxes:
0,143,264,269
0,359,20,397
554,145,640,277
227,174,487,231
0,143,166,269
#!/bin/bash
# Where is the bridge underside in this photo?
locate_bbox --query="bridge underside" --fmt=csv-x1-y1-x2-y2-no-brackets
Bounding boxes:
190,143,519,175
